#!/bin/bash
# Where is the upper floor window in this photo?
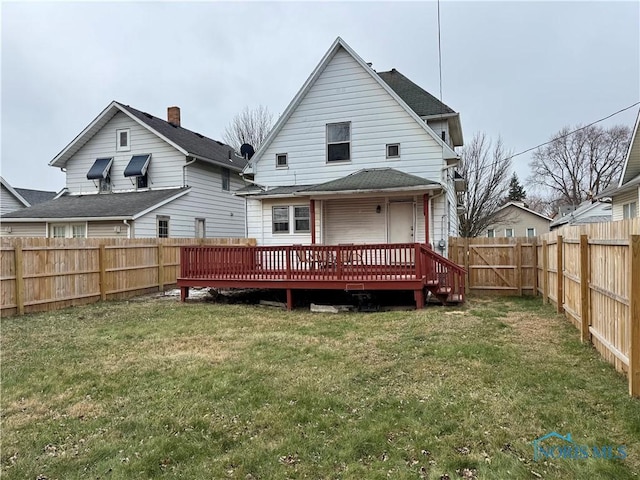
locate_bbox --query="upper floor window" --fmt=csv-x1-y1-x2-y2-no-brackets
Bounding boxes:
623,201,637,219
487,229,495,238
222,168,230,191
505,228,514,238
526,227,536,237
276,153,288,168
327,122,351,162
124,154,151,190
116,129,130,151
386,143,400,159
87,157,113,193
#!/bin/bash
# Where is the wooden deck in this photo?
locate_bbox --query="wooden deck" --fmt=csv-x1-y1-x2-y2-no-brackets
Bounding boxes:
178,243,465,309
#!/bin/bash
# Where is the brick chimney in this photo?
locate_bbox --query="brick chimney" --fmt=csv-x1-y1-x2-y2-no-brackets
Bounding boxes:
167,106,181,126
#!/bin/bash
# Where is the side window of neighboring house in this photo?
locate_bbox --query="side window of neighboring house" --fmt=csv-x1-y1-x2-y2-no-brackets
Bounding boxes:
157,216,170,238
527,227,536,237
49,224,86,238
623,201,637,219
195,218,206,238
487,229,495,238
505,228,514,238
222,168,230,191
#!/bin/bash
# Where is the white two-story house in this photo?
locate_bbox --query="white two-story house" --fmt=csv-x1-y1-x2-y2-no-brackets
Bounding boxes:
1,102,247,238
237,37,464,256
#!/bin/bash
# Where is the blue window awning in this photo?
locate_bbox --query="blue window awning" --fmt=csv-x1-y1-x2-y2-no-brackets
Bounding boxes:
124,154,151,177
86,157,113,180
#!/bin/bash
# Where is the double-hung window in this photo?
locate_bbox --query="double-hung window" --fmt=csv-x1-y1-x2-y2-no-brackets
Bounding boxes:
327,122,351,162
273,207,289,233
623,201,637,219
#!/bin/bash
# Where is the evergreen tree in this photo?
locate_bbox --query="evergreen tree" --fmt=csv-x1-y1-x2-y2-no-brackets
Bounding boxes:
507,173,526,202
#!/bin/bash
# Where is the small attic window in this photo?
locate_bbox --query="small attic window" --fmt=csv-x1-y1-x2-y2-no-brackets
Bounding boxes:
386,143,400,159
276,153,288,168
117,129,130,151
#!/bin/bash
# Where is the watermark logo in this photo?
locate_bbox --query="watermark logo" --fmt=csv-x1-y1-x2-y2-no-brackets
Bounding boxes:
532,432,627,461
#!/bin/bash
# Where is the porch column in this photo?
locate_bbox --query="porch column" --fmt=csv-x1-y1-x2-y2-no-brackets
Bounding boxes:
423,193,430,247
310,199,316,244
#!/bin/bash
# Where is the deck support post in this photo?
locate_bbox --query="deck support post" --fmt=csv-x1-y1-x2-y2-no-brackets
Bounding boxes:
423,193,430,246
310,199,316,244
180,286,189,302
414,289,425,309
286,289,293,311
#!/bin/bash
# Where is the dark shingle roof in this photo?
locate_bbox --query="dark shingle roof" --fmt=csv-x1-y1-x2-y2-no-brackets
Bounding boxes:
1,188,189,219
14,188,57,205
117,103,247,171
301,168,438,193
377,69,455,117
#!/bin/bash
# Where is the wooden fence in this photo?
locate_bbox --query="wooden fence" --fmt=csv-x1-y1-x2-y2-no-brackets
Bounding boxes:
0,237,255,316
450,218,640,398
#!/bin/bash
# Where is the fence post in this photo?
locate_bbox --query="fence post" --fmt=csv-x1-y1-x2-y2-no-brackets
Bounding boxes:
14,240,24,315
557,235,564,314
463,237,470,295
515,238,522,296
629,235,640,398
532,237,538,297
542,240,548,304
99,244,107,301
158,243,165,292
579,235,591,344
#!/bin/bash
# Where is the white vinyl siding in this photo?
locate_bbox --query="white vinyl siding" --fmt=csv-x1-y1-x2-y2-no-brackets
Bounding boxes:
64,111,185,194
87,221,129,238
0,184,27,215
0,222,47,236
252,47,447,187
612,189,639,221
132,162,245,238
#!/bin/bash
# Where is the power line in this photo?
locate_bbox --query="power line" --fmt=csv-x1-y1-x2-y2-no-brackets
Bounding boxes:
507,101,640,161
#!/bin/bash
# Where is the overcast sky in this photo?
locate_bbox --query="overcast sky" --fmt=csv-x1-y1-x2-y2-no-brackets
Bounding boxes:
1,1,639,192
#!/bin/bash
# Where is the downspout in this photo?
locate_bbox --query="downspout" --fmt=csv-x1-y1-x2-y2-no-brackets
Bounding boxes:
182,156,197,187
123,219,131,239
429,190,446,248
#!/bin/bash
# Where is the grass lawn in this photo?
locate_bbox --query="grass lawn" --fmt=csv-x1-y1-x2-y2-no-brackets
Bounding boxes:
1,295,639,479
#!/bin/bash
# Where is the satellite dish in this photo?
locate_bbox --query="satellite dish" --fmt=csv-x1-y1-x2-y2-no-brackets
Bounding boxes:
240,143,255,160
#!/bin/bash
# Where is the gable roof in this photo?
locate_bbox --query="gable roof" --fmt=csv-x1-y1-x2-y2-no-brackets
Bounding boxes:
0,176,30,207
50,102,247,171
619,108,640,186
497,202,553,221
1,188,190,221
14,187,57,205
377,69,455,116
244,37,460,173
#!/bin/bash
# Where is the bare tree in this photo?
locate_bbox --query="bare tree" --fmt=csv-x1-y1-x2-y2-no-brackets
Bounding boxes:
459,132,513,237
528,124,630,207
525,193,562,218
222,105,274,152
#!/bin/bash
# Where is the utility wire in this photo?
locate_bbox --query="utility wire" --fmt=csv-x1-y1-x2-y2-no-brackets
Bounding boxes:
507,101,640,161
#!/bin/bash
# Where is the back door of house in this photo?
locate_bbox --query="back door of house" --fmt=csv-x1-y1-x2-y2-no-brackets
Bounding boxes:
388,202,414,243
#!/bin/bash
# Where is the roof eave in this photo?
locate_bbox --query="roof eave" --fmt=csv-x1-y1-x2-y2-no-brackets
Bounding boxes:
300,184,442,196
1,216,135,223
0,177,31,207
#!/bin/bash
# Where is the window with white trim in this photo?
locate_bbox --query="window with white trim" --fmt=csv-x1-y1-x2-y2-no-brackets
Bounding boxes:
505,228,514,237
526,227,536,237
294,206,310,233
623,201,637,219
116,129,130,151
487,229,495,238
157,216,170,238
49,223,86,238
386,143,400,159
276,153,288,168
272,207,289,233
327,122,351,162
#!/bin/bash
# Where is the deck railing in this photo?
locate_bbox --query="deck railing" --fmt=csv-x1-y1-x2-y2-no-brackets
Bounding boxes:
180,242,465,301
